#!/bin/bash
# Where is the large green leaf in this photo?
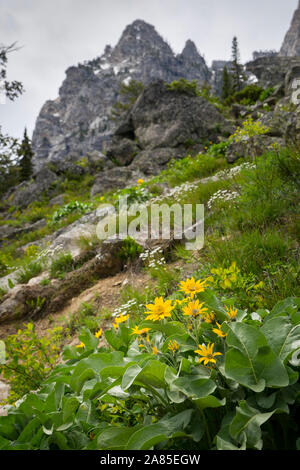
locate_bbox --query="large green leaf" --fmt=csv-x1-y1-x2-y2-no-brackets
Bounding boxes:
70,368,95,394
269,297,300,319
122,360,168,391
171,376,216,400
126,410,193,450
197,289,228,321
194,395,226,410
62,397,80,423
138,321,187,337
16,417,41,444
121,364,142,390
104,325,130,353
78,327,99,350
97,426,141,450
230,401,276,449
224,323,289,391
0,434,11,450
216,413,246,450
261,316,300,363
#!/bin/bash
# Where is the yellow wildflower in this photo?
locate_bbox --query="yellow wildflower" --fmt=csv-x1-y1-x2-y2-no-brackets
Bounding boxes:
212,322,227,338
113,314,130,329
168,340,179,354
183,299,208,318
194,343,222,366
145,297,174,322
179,277,207,299
203,312,215,323
226,306,238,320
95,328,103,339
76,342,85,349
137,179,144,184
131,326,151,336
152,346,159,355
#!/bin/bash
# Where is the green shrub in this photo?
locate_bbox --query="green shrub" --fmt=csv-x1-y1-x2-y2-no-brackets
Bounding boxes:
259,87,275,102
0,323,65,404
50,253,74,278
65,302,99,335
207,141,229,157
50,201,94,225
233,85,274,106
113,186,150,207
0,290,299,450
233,84,264,105
16,260,43,284
117,237,143,263
156,153,227,186
165,78,200,96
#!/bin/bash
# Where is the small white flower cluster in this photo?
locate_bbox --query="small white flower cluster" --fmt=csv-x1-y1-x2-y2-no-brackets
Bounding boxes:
139,246,166,268
216,162,255,179
112,298,143,318
149,181,198,205
207,189,239,210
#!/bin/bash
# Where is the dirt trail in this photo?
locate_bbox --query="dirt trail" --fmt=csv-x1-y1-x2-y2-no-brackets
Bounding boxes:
34,269,152,336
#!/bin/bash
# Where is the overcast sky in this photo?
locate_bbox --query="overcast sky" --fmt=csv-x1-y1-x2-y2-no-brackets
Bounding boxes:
0,0,298,140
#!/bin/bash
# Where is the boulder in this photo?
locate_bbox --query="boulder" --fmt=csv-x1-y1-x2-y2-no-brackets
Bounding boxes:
91,167,143,196
128,81,231,149
260,111,294,137
226,135,284,163
129,148,180,175
4,168,59,209
106,137,140,166
0,219,47,243
0,239,127,324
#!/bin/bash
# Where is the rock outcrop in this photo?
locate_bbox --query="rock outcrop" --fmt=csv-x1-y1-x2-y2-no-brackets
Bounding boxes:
280,1,300,57
246,56,300,88
91,80,233,195
32,20,210,171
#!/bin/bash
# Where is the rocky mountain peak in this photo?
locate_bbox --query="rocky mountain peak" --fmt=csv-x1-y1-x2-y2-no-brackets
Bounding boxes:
180,40,202,62
31,19,210,170
280,1,300,56
112,19,173,60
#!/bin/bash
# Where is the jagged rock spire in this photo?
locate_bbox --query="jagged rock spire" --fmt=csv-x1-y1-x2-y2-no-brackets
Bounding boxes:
280,1,300,56
32,19,210,170
112,19,173,59
180,40,201,60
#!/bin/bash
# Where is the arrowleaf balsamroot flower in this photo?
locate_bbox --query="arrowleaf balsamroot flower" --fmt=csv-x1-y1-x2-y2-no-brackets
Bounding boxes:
113,314,130,329
131,326,151,336
195,343,222,366
95,328,103,339
145,297,174,322
179,277,207,299
203,312,215,323
168,339,179,354
183,300,208,318
226,305,238,320
212,322,227,338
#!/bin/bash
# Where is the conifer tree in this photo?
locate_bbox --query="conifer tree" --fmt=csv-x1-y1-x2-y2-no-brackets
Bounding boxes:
18,128,34,182
231,36,246,92
221,65,232,100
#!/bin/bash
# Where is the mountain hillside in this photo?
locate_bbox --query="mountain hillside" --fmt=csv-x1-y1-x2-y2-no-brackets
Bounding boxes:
0,11,300,451
32,20,210,171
